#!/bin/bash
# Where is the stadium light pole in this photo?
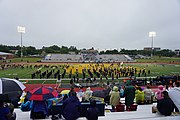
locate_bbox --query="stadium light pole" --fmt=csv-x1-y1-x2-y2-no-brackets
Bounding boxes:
149,31,156,57
17,26,25,59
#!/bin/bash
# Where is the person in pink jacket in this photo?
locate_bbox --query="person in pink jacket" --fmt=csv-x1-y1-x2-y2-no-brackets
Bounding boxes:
155,85,164,101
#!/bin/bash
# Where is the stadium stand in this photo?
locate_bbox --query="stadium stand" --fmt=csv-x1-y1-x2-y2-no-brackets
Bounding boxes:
41,54,134,63
41,49,134,63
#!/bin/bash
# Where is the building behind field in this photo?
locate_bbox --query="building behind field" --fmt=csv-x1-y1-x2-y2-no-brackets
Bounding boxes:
0,52,14,60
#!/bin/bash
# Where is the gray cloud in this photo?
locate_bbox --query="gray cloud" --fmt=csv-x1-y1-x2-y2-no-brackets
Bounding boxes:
0,0,180,50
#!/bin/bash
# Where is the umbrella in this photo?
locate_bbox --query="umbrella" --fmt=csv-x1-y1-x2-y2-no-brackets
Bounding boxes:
60,90,70,94
0,78,26,99
0,94,10,102
92,90,105,98
27,86,58,101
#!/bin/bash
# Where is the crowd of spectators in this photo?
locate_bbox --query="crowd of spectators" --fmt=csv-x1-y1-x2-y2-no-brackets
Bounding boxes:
1,80,180,119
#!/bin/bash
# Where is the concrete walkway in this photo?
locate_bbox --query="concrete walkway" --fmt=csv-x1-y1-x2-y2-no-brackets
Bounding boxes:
15,103,180,120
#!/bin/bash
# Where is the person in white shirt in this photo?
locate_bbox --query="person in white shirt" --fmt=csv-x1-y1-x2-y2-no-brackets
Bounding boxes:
168,81,180,112
143,85,154,104
83,87,93,101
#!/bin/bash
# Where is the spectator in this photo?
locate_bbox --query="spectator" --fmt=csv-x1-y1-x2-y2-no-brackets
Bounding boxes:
20,100,32,112
63,94,68,101
62,92,81,120
168,82,180,112
86,100,99,120
83,87,93,102
157,91,174,116
119,86,124,98
0,101,12,120
6,102,16,120
103,85,111,104
124,80,136,110
143,85,154,104
69,87,76,97
155,85,164,102
30,101,48,119
109,86,120,111
77,86,84,102
11,96,21,108
135,86,145,104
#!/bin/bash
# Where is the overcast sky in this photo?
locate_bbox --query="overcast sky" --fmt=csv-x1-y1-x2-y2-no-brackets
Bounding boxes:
0,0,180,50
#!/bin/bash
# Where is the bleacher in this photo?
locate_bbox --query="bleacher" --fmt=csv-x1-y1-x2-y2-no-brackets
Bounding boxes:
41,53,134,63
96,54,129,62
41,54,83,62
15,103,180,120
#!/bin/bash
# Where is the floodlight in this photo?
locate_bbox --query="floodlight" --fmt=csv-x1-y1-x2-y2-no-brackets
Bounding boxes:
17,26,25,58
17,26,25,33
149,31,156,37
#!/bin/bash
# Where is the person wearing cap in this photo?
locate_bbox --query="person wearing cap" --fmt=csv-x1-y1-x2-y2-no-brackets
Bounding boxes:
109,86,120,111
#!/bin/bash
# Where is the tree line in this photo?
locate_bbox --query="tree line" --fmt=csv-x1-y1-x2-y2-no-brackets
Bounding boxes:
0,44,178,57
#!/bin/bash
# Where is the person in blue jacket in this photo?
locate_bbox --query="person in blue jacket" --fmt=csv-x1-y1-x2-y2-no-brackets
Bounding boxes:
20,100,32,111
0,101,12,120
30,100,48,119
86,99,99,120
62,92,81,120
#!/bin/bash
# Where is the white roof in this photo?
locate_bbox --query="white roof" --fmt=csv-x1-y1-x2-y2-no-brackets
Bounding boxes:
0,52,13,55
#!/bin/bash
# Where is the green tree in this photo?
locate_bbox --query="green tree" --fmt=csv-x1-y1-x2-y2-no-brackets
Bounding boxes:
59,46,69,54
49,45,60,51
26,46,36,55
0,45,9,52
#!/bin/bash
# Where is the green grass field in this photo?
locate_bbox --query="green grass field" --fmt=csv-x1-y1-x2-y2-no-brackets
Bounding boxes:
127,63,180,76
136,56,180,63
0,57,41,63
0,57,180,85
0,63,179,79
